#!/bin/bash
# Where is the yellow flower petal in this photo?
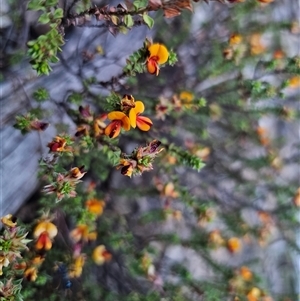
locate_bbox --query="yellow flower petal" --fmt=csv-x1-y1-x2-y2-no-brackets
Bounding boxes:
24,267,38,282
229,34,242,45
129,108,137,128
148,44,169,64
1,214,17,228
33,221,57,239
134,101,145,114
179,91,194,103
107,111,127,121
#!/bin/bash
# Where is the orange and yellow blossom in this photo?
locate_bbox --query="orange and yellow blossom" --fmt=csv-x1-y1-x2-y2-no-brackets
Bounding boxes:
68,254,86,278
163,182,179,199
33,221,58,251
288,76,300,88
67,166,86,181
92,245,112,265
227,237,242,253
250,33,266,55
47,136,72,152
0,256,10,276
1,214,17,228
239,266,253,281
85,199,105,216
24,266,38,282
229,34,243,46
105,111,130,139
129,101,153,131
116,158,136,177
247,287,262,301
208,230,225,247
70,225,89,243
147,43,169,76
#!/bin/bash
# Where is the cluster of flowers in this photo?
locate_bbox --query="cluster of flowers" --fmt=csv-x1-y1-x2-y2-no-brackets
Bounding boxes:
230,266,273,301
72,95,153,140
69,198,112,268
155,91,200,120
18,197,111,284
0,215,30,299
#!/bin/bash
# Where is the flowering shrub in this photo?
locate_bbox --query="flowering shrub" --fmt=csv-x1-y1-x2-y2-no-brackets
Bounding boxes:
4,0,299,301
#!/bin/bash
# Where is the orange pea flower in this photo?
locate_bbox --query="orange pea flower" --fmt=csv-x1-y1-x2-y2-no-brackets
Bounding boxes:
92,245,112,265
68,254,86,278
33,221,58,251
250,33,266,55
85,199,105,216
227,237,242,253
229,34,243,45
288,76,300,88
117,158,136,177
105,111,130,138
147,43,169,76
208,230,225,247
47,136,72,152
67,166,86,180
247,287,261,301
24,266,38,281
1,214,17,228
129,101,153,131
239,266,253,281
163,182,179,199
70,224,89,243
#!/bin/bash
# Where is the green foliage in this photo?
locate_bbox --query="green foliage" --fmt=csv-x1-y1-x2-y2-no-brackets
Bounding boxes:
32,87,49,102
7,1,299,301
27,28,64,75
27,0,64,75
104,92,122,111
123,44,149,76
168,143,205,171
167,50,178,66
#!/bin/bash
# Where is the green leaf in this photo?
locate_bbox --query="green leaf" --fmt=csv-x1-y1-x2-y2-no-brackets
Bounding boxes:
124,15,134,28
27,0,45,11
38,12,50,24
133,0,148,10
53,8,64,19
142,13,154,29
45,0,58,6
